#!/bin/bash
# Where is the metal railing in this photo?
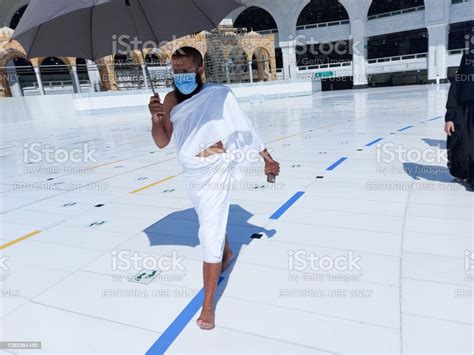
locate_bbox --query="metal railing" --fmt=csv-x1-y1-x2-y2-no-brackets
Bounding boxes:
452,0,471,4
368,5,425,20
256,28,278,35
1,60,279,96
298,61,352,71
448,48,470,55
367,52,428,64
296,19,350,31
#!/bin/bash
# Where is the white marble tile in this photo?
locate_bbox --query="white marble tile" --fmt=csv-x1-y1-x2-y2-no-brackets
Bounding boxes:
0,302,159,354
0,84,471,353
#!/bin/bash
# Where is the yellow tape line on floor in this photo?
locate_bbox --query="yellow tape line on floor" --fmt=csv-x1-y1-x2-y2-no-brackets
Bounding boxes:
0,230,42,250
129,175,177,194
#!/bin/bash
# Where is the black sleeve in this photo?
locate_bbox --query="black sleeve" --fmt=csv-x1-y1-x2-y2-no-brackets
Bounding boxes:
445,55,465,123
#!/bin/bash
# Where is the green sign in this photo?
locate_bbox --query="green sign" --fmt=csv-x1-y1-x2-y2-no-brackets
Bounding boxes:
130,269,161,285
315,71,334,78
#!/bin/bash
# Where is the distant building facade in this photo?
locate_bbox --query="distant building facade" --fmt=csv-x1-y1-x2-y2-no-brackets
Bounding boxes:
1,0,473,96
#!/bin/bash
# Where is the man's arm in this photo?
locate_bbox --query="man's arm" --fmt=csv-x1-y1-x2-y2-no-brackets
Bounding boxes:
149,93,175,149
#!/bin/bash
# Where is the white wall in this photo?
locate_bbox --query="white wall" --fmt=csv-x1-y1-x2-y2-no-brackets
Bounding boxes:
0,81,313,122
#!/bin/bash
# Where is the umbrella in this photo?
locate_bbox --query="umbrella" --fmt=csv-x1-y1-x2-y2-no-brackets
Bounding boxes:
12,0,245,93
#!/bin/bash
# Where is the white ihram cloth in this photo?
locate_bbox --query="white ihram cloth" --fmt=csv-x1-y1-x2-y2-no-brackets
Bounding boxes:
170,83,265,263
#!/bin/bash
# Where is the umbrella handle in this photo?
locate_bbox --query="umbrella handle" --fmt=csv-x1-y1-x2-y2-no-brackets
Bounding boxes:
142,62,157,95
126,0,157,95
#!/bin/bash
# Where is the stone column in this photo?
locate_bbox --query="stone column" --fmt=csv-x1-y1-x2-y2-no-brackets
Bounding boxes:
269,56,277,80
279,41,298,80
33,66,45,95
248,60,254,83
271,0,311,80
424,0,452,83
427,24,449,84
6,61,23,97
70,64,82,94
86,60,101,92
0,68,12,97
339,0,372,88
257,59,264,81
95,56,118,91
351,27,369,88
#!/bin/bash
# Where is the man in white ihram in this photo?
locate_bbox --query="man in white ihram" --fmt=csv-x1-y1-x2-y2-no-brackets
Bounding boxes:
149,47,280,330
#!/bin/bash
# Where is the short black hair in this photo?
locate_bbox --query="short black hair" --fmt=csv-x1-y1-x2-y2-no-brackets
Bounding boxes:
172,46,203,67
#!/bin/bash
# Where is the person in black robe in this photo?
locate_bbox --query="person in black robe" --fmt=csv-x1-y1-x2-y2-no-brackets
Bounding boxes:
445,31,474,188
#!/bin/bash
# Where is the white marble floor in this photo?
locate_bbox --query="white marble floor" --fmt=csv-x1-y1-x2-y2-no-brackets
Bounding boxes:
0,84,473,354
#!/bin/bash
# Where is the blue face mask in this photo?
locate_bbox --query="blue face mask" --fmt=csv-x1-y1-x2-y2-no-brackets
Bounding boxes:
173,72,198,95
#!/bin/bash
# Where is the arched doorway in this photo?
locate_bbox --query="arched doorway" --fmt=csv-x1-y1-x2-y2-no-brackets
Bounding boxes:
297,0,350,29
368,0,424,18
114,54,143,90
11,58,37,96
252,47,272,82
0,56,37,97
296,1,351,73
40,57,73,94
234,7,280,75
234,6,278,34
10,5,28,30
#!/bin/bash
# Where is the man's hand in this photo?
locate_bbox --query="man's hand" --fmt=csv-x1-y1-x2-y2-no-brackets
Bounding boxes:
445,121,455,136
265,160,280,177
149,94,165,126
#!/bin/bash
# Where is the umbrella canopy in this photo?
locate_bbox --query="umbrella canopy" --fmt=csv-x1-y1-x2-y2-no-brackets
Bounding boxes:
12,0,244,61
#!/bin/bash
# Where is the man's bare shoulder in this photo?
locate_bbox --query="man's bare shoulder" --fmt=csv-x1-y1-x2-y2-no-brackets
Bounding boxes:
164,91,178,113
164,91,178,105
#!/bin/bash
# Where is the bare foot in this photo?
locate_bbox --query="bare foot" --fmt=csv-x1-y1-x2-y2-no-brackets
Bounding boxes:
197,306,215,330
221,250,234,273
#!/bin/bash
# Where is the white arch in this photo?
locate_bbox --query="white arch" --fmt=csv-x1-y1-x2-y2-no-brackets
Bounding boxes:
296,0,351,26
4,0,30,29
228,2,280,32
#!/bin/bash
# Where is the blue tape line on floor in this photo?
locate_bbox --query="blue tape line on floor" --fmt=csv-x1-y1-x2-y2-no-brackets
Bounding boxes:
270,191,305,220
146,277,225,355
366,138,383,147
398,125,414,132
428,116,442,121
326,157,348,171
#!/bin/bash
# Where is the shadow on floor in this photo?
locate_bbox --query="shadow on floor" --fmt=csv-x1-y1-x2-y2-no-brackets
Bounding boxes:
144,204,277,306
422,138,447,150
403,163,472,191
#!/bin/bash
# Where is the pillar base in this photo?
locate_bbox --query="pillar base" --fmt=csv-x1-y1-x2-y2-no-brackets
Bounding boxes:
426,79,449,84
353,84,370,89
